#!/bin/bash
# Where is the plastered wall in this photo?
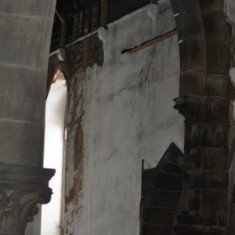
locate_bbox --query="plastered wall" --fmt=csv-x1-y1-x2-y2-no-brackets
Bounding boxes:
64,1,184,235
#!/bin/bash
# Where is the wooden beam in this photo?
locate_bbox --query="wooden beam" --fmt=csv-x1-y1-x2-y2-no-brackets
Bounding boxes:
122,29,177,54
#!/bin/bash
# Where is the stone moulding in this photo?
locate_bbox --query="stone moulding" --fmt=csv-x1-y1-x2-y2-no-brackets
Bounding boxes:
0,164,55,235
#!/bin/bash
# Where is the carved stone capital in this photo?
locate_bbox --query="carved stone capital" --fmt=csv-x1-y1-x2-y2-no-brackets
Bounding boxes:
0,164,55,235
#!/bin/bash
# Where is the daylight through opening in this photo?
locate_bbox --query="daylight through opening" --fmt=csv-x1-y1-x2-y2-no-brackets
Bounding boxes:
41,69,67,235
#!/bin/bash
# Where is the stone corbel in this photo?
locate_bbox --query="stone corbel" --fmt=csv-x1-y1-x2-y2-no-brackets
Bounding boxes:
0,164,55,235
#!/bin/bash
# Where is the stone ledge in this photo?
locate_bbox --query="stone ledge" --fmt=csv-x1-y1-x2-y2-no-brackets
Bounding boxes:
0,163,55,185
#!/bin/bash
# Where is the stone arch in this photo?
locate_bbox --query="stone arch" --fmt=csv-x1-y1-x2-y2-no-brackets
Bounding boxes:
170,0,232,235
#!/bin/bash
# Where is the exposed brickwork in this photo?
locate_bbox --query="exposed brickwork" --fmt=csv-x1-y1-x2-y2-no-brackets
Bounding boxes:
47,33,103,93
171,0,232,234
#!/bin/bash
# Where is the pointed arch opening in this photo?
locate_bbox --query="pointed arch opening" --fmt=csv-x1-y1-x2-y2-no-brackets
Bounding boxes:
41,69,67,235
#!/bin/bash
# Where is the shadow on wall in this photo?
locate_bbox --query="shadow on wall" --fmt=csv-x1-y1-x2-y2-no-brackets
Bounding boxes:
140,143,184,235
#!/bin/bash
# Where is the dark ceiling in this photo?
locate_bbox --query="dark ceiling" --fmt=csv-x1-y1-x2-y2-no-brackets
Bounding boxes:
50,0,150,52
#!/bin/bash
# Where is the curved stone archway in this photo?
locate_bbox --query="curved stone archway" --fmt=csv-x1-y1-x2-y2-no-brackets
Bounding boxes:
171,0,232,234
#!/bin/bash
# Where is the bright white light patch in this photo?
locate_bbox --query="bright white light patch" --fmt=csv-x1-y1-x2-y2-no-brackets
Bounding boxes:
41,70,67,235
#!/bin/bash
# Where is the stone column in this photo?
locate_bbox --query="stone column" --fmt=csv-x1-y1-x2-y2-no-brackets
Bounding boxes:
171,0,231,234
0,1,57,234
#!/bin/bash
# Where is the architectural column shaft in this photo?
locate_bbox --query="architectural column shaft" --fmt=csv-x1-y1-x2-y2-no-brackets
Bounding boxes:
171,0,232,234
0,1,57,234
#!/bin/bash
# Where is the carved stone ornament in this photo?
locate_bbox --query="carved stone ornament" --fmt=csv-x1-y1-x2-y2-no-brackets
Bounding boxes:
0,164,55,235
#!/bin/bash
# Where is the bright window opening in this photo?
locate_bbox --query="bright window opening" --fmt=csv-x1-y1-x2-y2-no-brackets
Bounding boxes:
41,69,67,235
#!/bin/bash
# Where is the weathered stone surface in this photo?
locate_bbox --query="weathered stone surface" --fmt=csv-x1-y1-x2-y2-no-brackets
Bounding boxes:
180,39,206,72
190,148,228,170
172,0,231,234
206,75,229,97
148,190,181,208
187,170,227,188
143,206,175,224
202,189,227,211
0,0,56,233
191,123,228,148
204,12,230,44
199,0,223,13
0,0,55,17
141,224,172,235
0,121,44,166
0,0,56,169
207,44,230,75
174,8,205,40
175,226,226,235
180,71,206,96
0,65,46,122
0,14,51,68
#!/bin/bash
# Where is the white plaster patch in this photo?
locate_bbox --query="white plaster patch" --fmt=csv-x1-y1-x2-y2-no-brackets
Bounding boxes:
98,27,108,42
147,3,158,19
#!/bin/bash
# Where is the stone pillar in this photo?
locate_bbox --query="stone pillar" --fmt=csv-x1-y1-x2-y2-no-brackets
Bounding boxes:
0,1,57,234
171,0,231,234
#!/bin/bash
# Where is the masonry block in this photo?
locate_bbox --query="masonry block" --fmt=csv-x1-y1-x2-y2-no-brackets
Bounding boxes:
188,170,227,189
143,206,175,224
189,148,228,170
180,71,206,96
202,189,227,211
199,0,223,13
206,75,229,97
142,224,171,235
193,212,227,226
191,123,228,148
207,44,230,75
180,39,206,73
175,8,205,41
149,190,181,208
204,12,230,44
